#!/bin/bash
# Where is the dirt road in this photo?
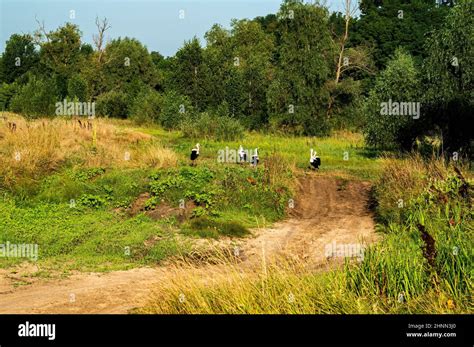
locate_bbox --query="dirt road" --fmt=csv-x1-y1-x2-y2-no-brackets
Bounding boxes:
0,175,377,313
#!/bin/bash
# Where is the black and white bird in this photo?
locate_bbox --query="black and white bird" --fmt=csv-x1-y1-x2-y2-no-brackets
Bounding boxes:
238,145,247,163
190,143,200,165
251,148,259,167
309,148,321,170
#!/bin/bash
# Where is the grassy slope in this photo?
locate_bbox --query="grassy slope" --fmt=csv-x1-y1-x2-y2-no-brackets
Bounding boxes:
1,117,381,273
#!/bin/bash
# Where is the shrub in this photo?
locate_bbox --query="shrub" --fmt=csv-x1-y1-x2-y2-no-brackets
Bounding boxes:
96,90,129,118
9,75,58,117
158,90,194,129
0,82,19,111
130,90,162,124
67,74,89,101
181,112,244,141
268,106,331,136
77,194,106,208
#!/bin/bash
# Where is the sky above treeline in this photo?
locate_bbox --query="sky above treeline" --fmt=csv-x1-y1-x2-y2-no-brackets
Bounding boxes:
0,0,346,57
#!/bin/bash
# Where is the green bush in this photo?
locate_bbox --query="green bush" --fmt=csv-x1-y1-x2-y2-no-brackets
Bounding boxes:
0,82,19,110
268,105,331,136
67,74,89,101
130,90,162,124
9,75,58,117
181,112,244,141
77,194,107,208
96,90,129,118
158,90,194,129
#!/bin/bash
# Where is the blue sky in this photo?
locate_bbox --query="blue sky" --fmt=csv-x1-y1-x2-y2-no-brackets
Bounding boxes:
0,0,346,57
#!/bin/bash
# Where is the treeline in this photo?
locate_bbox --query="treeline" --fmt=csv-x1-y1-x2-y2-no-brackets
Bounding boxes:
0,0,471,155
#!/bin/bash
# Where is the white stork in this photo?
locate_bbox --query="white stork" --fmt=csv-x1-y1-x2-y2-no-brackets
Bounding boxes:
238,145,247,163
251,148,259,167
309,149,321,170
190,143,200,166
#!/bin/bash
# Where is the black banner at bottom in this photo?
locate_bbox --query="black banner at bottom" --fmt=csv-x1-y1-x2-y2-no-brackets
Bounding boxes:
0,314,471,346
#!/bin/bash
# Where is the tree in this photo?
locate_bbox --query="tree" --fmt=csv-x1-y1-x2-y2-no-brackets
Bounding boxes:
326,1,374,122
202,25,233,111
92,17,111,64
352,0,450,69
267,0,335,135
1,34,39,83
423,1,474,156
228,19,275,126
363,49,421,149
36,22,83,78
169,37,209,111
102,37,159,95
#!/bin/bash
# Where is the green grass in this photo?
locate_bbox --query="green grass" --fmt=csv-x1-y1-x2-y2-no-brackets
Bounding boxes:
136,127,384,180
0,196,192,271
184,217,250,239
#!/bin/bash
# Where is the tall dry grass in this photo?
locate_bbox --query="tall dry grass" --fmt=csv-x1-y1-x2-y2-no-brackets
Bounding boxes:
137,254,467,314
0,114,177,189
375,152,470,223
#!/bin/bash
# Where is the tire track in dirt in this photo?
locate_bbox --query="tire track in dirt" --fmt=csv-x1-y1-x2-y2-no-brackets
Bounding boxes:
0,174,378,313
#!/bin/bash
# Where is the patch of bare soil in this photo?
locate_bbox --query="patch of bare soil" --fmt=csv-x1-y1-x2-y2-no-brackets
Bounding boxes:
124,192,196,221
0,175,378,313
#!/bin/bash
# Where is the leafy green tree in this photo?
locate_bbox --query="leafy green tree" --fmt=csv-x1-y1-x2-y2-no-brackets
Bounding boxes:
363,49,421,149
267,0,335,135
229,19,275,126
423,1,474,155
37,23,82,78
202,25,233,110
169,37,209,111
1,34,39,83
352,0,450,68
102,37,158,93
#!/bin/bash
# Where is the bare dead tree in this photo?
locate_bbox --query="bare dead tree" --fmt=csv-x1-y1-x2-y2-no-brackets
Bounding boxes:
334,0,359,85
34,16,50,44
326,0,362,119
93,17,111,64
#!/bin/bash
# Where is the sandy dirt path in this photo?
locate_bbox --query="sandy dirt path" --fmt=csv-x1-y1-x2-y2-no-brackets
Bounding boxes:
0,174,377,313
